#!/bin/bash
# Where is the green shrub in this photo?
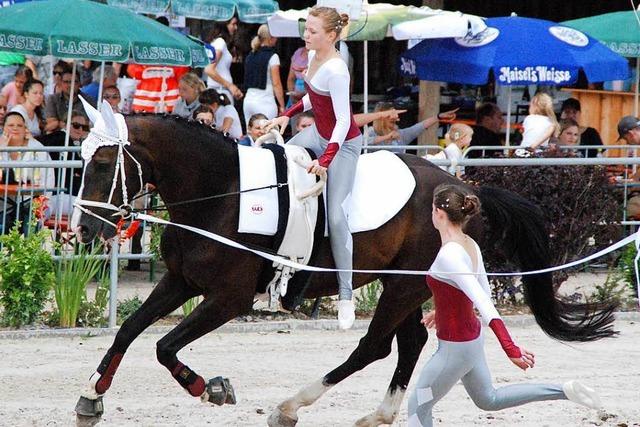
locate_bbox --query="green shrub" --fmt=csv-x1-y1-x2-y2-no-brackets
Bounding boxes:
355,280,382,314
0,221,55,327
182,296,201,317
77,266,110,328
117,295,143,324
616,244,640,299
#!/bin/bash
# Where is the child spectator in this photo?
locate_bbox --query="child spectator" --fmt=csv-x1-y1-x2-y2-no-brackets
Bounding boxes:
238,113,268,146
425,123,473,177
192,105,215,126
199,88,243,139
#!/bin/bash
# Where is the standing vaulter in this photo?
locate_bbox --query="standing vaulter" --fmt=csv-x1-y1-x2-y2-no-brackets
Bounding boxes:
267,6,362,329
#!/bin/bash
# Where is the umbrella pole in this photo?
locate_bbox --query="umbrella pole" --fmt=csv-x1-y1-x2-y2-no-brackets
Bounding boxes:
363,40,369,153
505,85,512,147
97,61,105,112
635,59,639,117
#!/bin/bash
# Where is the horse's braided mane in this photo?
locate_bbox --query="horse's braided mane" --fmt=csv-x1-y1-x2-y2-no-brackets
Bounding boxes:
127,111,239,147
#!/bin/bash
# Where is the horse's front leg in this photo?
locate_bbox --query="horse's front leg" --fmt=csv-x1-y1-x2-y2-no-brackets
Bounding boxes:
154,290,252,405
268,280,426,427
76,272,195,425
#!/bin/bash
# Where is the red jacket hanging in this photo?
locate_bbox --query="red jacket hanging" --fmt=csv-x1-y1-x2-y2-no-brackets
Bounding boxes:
127,64,189,114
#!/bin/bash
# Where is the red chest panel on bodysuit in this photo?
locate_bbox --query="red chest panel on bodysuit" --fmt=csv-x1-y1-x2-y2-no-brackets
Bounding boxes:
305,82,361,141
426,275,481,342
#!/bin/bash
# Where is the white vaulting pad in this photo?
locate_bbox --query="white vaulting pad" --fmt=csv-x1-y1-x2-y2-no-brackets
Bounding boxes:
348,150,416,233
237,145,280,235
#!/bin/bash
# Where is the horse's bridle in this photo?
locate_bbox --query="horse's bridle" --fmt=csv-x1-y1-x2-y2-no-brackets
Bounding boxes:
73,128,144,229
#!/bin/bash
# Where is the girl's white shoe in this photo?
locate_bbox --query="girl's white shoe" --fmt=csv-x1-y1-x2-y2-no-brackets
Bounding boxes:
562,380,602,410
337,299,355,330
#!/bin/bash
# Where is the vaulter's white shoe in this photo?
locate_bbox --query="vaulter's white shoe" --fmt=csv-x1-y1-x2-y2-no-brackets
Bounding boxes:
563,380,602,410
337,299,355,330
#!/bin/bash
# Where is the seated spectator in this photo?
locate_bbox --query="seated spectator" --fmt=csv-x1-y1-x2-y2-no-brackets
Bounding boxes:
295,111,315,133
286,45,309,132
243,24,285,126
362,101,457,153
172,73,204,119
520,92,559,151
52,60,72,95
469,103,504,158
81,65,118,102
192,105,215,126
1,65,33,110
0,112,55,188
45,70,90,133
238,113,268,146
199,89,243,139
37,112,89,216
560,98,603,158
0,95,7,133
424,123,473,177
102,85,121,112
10,79,44,137
0,52,31,88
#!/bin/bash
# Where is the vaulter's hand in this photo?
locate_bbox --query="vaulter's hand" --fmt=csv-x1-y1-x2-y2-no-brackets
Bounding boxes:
509,347,535,371
306,159,327,176
420,310,436,329
265,116,290,135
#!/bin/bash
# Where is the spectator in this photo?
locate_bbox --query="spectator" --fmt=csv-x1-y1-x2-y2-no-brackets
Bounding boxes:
172,73,205,118
1,65,33,110
617,116,640,145
238,113,268,146
10,79,44,137
0,95,7,133
286,45,309,107
0,53,34,88
199,89,243,139
45,70,88,133
425,123,473,177
52,60,72,95
192,105,215,126
468,103,504,158
295,111,315,133
520,92,559,151
560,98,603,158
243,25,285,127
127,63,188,114
204,18,243,105
81,65,118,102
0,111,55,188
102,85,121,112
363,101,457,153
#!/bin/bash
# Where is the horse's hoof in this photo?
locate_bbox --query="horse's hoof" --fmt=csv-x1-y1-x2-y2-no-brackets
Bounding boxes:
75,396,104,418
76,414,101,427
201,376,236,406
267,406,298,427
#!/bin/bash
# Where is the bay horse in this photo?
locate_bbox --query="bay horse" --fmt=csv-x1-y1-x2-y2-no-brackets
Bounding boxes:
74,114,616,426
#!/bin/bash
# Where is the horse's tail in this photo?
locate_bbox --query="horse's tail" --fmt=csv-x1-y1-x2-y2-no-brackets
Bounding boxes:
477,185,618,341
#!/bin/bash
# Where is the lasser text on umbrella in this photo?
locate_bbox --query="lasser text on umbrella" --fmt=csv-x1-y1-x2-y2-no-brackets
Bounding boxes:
498,66,572,84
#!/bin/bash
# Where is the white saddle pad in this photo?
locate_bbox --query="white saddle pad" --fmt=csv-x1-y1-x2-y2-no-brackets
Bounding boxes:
237,148,416,235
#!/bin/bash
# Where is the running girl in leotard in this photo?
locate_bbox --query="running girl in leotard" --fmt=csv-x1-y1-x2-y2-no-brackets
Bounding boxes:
408,183,602,427
266,6,361,330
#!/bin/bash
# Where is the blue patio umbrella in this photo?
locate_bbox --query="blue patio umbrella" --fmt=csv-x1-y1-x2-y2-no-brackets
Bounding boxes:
399,16,629,145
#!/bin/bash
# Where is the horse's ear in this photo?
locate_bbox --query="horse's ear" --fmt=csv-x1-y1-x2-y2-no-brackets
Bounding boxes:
79,96,100,125
100,100,119,138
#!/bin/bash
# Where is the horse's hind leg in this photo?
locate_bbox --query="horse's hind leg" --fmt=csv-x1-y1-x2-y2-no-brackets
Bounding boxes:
355,307,428,426
268,281,428,427
76,272,195,421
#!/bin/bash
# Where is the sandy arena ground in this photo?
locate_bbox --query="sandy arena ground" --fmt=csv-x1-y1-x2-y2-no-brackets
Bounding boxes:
0,318,638,426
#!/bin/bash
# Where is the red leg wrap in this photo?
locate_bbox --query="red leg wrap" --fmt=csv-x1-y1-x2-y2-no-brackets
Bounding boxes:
171,362,206,397
95,353,124,394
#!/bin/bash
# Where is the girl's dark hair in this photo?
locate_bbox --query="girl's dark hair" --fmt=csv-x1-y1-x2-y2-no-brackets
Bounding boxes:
54,60,72,74
24,79,43,94
433,183,480,225
207,19,234,44
14,65,33,80
199,88,230,107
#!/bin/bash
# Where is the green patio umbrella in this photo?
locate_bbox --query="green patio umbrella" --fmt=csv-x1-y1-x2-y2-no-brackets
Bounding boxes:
564,11,640,114
107,0,279,24
0,0,208,66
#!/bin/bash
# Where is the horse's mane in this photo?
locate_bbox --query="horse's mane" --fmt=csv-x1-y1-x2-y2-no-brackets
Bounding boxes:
126,112,239,148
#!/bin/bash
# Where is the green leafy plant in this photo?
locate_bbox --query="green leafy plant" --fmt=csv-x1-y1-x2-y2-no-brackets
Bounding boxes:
117,295,143,324
0,221,55,327
355,280,382,314
182,296,201,317
55,243,106,328
77,263,110,328
616,244,640,299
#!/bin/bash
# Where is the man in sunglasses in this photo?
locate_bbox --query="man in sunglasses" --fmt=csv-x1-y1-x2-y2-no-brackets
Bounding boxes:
44,69,93,133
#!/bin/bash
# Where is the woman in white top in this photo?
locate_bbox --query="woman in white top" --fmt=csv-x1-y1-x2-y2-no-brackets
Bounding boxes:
199,88,243,139
10,79,44,137
204,18,243,106
520,92,559,151
425,123,472,177
242,24,285,128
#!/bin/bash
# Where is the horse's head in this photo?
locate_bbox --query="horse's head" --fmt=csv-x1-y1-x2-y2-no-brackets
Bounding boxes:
73,99,147,243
